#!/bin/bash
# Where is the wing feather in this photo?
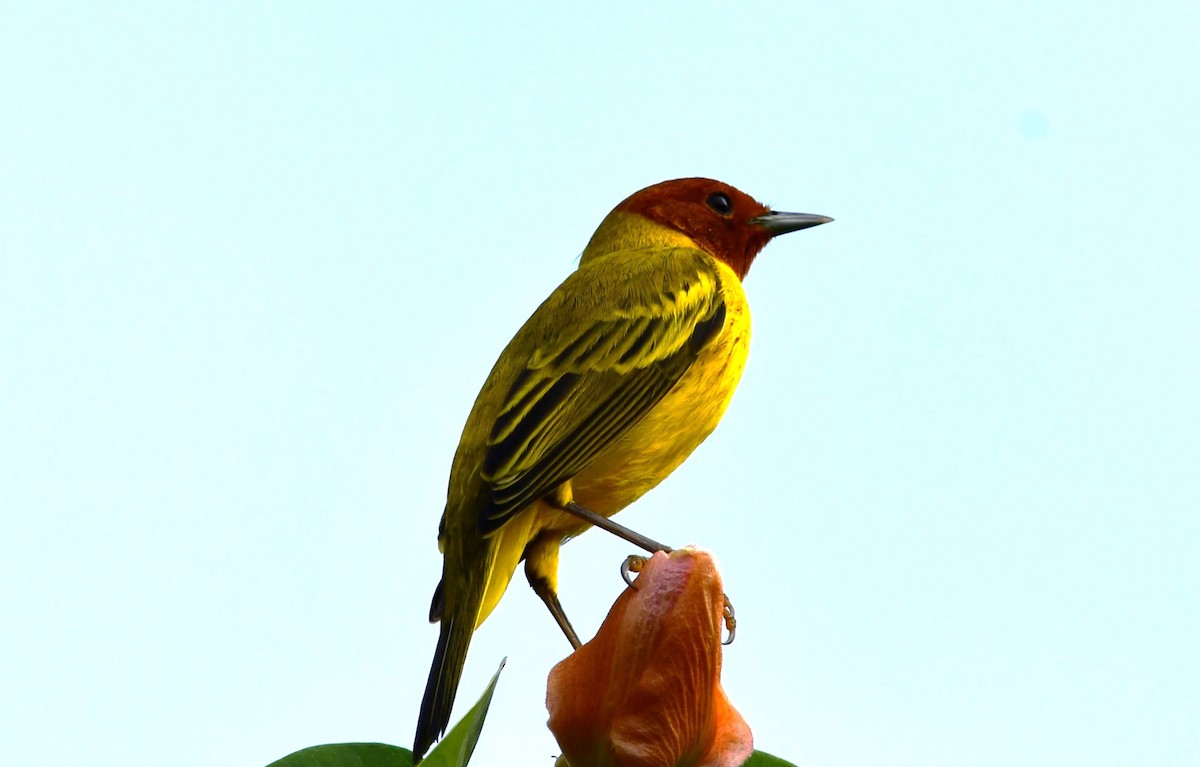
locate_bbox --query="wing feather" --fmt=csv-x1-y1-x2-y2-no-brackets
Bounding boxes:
477,249,727,533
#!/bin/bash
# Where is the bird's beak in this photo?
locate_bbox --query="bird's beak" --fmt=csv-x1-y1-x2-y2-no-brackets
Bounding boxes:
751,211,834,236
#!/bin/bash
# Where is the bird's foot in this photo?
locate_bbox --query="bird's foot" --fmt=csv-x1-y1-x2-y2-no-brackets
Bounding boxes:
722,595,737,645
619,553,737,644
621,554,646,586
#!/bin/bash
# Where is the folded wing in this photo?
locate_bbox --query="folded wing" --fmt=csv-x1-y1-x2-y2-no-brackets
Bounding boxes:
478,249,727,533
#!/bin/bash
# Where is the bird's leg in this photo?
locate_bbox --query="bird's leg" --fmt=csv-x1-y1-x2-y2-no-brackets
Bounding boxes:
558,501,674,554
555,500,738,645
530,575,582,650
523,537,582,650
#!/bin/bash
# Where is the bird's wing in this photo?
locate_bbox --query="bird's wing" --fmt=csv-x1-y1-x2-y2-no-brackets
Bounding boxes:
477,248,727,533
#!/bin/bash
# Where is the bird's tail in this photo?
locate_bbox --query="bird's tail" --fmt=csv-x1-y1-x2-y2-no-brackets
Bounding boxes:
412,576,482,764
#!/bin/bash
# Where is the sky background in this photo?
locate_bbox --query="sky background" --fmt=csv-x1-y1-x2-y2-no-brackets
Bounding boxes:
2,2,1198,766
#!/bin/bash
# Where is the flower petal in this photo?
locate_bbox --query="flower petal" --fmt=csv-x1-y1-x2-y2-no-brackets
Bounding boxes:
547,548,752,767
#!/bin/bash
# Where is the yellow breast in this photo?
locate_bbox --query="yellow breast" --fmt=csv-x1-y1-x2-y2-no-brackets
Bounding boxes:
554,258,750,523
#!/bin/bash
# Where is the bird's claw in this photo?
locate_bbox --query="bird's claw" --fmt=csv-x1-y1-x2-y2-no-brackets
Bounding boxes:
722,594,737,645
621,555,647,586
622,555,735,642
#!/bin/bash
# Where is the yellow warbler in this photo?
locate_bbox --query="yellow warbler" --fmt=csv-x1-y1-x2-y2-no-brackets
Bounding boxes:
413,178,830,761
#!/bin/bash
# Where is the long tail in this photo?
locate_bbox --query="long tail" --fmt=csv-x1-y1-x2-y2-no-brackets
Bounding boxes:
413,577,482,763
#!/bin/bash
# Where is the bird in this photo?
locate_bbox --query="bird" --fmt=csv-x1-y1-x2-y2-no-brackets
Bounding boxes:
412,177,831,762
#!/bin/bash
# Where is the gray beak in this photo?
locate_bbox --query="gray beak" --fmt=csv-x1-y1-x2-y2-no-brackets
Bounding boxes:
751,211,834,236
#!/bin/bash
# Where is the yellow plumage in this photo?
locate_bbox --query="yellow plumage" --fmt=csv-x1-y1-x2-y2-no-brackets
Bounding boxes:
413,178,830,762
462,242,751,628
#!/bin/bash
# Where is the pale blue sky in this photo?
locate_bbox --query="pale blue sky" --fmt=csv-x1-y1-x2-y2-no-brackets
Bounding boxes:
2,2,1197,766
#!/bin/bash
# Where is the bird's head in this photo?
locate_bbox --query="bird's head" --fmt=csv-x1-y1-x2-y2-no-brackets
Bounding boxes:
581,177,831,279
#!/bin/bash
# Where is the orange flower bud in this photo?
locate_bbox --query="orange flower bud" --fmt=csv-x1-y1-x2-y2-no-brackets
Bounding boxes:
546,548,752,767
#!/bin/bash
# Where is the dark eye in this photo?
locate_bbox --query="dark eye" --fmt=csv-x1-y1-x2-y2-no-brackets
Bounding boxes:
706,192,733,215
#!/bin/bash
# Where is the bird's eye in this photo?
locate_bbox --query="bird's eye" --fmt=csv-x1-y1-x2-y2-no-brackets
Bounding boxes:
706,192,733,215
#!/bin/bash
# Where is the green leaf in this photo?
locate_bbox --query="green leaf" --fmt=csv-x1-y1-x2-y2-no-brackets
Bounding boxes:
266,742,411,767
742,751,800,767
265,659,505,767
421,658,506,767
